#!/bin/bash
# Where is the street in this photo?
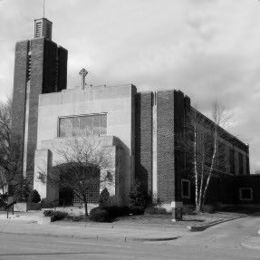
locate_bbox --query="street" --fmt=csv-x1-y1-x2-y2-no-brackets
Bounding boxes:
0,216,260,259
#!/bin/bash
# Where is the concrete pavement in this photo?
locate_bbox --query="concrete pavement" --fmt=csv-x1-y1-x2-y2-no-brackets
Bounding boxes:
241,226,260,250
0,210,259,247
0,218,186,242
1,216,260,260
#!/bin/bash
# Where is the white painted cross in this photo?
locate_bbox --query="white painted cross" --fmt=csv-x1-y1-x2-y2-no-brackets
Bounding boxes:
79,68,88,89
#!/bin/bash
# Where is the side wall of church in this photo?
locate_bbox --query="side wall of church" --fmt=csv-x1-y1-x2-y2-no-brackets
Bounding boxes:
182,107,250,206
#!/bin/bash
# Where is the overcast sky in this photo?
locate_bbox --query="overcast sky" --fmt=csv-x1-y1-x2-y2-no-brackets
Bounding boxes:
0,0,260,173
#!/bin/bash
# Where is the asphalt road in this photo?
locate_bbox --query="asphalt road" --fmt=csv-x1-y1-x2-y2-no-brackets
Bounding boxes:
0,216,260,260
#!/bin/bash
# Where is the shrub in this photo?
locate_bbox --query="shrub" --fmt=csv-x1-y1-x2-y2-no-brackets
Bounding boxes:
41,199,55,208
43,210,68,222
51,211,68,222
99,188,110,208
72,216,82,222
129,206,145,215
14,183,31,202
43,210,53,217
145,206,167,215
89,207,112,222
28,190,41,203
104,206,130,218
128,182,148,214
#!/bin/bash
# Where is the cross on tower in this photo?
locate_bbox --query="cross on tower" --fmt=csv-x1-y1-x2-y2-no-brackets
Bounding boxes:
79,68,88,89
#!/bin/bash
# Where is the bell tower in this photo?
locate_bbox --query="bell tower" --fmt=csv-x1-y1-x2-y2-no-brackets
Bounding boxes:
34,18,52,40
11,18,68,181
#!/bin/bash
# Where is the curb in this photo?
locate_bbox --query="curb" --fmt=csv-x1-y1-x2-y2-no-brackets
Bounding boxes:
132,236,180,242
0,230,181,242
187,216,243,232
0,215,51,224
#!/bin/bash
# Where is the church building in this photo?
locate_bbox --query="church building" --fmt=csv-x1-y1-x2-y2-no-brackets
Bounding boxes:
11,18,260,211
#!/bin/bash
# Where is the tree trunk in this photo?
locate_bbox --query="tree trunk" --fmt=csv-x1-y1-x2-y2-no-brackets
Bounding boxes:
193,124,199,213
198,144,205,212
83,195,88,216
202,127,217,207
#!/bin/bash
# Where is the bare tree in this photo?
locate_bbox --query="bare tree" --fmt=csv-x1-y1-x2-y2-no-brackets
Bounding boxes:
0,99,12,195
0,99,31,202
201,101,224,208
44,137,113,217
180,101,229,213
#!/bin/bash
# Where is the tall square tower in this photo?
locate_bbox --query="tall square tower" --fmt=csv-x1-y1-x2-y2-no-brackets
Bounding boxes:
11,18,68,180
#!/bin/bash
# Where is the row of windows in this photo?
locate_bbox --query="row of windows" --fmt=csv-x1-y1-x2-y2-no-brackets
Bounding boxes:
181,179,254,201
195,132,248,175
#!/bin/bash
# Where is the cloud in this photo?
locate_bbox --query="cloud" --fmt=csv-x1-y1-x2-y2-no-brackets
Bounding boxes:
1,0,260,172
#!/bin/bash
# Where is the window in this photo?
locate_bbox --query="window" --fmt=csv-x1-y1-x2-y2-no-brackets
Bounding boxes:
59,114,107,137
217,142,226,172
239,188,253,201
35,21,42,38
238,153,244,175
181,179,190,199
246,156,250,174
229,148,235,174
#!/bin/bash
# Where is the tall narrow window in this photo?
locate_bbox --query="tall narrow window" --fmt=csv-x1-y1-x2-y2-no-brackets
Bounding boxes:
239,152,244,175
229,148,235,174
181,179,190,199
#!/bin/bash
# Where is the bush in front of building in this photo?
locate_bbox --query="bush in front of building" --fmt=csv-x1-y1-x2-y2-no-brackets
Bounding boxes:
103,205,130,218
90,205,132,222
129,206,145,215
41,199,56,208
89,207,112,222
43,210,68,222
13,182,31,202
129,182,148,214
145,206,167,215
28,189,41,203
99,188,110,208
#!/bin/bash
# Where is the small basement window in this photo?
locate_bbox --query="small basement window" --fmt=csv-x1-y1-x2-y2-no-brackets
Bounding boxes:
181,179,190,199
239,188,253,201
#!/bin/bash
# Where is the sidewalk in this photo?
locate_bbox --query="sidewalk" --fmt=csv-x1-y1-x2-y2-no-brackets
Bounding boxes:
0,217,186,242
241,228,260,250
0,210,248,242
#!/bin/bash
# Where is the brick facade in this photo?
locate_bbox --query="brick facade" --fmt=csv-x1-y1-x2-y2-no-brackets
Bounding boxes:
135,92,153,195
11,40,29,174
11,30,67,181
157,90,176,202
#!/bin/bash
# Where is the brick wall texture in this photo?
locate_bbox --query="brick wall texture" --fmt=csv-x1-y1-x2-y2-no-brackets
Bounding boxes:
157,90,176,202
11,40,29,174
135,92,153,195
11,37,68,180
57,47,68,92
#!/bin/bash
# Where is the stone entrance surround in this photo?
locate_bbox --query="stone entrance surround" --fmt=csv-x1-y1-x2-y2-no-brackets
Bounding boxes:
34,136,126,205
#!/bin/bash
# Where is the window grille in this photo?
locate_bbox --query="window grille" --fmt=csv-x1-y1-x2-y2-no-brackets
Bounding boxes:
59,114,107,137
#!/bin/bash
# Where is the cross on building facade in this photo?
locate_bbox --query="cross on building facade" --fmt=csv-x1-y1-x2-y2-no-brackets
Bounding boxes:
79,68,88,89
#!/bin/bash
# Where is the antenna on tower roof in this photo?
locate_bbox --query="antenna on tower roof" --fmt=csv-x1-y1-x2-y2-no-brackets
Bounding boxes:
43,0,46,18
